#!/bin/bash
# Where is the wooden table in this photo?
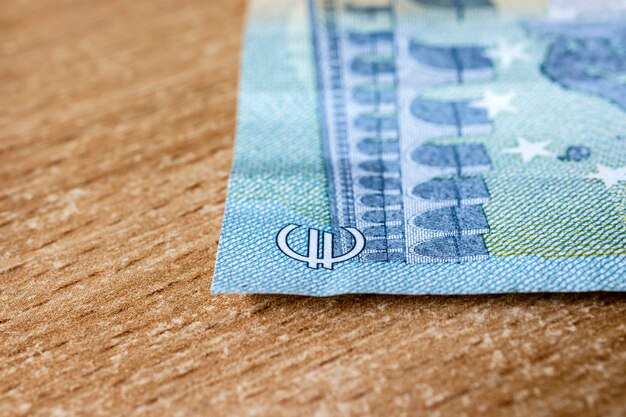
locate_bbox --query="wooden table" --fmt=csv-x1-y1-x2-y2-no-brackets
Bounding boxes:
1,1,625,416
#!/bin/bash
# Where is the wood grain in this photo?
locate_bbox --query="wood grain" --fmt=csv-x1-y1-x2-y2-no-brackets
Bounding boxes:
1,1,625,416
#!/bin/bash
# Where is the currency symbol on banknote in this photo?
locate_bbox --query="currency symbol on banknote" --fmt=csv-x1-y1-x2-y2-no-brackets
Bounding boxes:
211,0,626,295
276,224,365,270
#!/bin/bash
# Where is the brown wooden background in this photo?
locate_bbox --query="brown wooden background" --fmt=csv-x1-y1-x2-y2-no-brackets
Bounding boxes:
1,1,625,416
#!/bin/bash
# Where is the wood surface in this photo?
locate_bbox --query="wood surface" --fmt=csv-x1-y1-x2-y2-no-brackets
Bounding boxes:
1,1,625,416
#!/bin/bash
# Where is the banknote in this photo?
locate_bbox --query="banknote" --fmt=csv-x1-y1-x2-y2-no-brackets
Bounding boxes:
212,0,626,295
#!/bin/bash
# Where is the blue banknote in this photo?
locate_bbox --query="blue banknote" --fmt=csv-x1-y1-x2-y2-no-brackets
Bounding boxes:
212,0,626,295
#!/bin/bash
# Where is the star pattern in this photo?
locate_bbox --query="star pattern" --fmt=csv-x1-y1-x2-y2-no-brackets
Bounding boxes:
485,40,529,70
586,165,626,188
471,89,517,119
503,137,553,163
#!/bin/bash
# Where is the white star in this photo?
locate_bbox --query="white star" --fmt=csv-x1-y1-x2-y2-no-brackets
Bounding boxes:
485,40,529,70
586,165,626,188
503,137,553,163
548,6,578,21
471,89,517,119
